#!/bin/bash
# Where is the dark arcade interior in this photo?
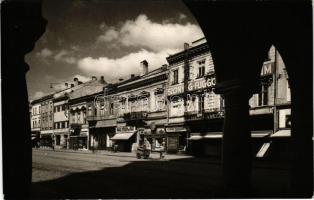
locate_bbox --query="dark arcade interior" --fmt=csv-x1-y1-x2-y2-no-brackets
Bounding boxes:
2,0,313,198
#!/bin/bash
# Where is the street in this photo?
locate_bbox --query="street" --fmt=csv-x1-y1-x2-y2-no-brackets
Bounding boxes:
31,148,290,198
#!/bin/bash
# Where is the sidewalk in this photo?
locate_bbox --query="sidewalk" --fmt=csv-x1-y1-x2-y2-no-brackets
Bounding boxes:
33,147,193,160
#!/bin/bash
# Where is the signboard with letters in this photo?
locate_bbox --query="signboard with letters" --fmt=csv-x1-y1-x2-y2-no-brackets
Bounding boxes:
260,62,274,76
116,126,136,133
167,77,216,96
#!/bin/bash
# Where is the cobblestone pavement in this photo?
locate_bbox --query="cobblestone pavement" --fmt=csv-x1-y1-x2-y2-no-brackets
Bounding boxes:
31,148,290,199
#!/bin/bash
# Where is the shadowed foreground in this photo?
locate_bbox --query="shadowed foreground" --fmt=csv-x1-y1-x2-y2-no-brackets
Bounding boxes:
31,149,290,199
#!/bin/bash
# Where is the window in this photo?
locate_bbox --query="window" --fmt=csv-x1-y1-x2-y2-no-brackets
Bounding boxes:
110,103,114,115
88,106,92,116
54,123,58,129
197,60,205,78
54,107,57,113
38,119,40,125
173,69,179,85
65,121,68,128
258,83,269,106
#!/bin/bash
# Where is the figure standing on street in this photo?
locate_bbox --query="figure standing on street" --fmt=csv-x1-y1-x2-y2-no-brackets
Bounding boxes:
159,139,166,159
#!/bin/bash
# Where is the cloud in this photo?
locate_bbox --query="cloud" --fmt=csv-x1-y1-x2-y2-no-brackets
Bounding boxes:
77,48,178,81
36,48,53,58
97,14,204,52
54,50,77,64
97,28,119,42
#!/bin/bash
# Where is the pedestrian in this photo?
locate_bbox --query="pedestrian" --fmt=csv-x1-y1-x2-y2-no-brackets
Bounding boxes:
159,139,166,159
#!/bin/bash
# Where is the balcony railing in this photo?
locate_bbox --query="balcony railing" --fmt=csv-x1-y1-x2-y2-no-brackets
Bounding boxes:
86,114,117,121
123,111,148,121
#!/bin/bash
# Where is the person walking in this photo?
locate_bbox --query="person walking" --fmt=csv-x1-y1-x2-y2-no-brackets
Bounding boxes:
159,139,166,159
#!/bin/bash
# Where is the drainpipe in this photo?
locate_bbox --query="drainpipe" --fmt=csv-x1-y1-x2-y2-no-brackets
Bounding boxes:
273,49,278,134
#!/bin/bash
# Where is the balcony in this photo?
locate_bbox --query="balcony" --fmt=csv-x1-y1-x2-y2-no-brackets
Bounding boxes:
123,111,148,121
184,110,225,121
86,115,116,121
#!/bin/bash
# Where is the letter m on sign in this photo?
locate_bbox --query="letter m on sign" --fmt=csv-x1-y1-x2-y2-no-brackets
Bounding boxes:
261,63,273,76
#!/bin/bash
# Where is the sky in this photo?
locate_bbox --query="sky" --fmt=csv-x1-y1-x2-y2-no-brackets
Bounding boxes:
26,0,204,101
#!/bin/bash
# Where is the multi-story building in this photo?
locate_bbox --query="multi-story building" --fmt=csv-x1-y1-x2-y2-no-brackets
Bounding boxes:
39,94,54,147
166,38,291,156
30,99,42,143
68,77,107,150
87,60,168,152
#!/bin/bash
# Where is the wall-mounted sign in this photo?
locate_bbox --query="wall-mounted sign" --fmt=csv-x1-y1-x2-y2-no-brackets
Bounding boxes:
167,84,184,96
166,127,187,133
261,62,274,76
188,77,216,91
167,77,216,96
116,126,136,133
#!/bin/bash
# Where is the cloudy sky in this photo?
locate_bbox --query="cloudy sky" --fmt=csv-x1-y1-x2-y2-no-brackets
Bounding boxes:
26,0,204,101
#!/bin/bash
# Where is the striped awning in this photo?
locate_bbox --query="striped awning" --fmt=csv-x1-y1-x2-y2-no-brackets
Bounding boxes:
111,132,135,140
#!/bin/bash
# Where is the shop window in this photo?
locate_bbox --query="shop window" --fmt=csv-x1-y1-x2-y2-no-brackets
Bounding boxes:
172,69,179,85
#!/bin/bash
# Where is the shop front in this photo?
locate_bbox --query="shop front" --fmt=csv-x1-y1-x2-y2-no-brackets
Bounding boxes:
165,125,188,153
89,119,116,150
111,126,137,152
69,125,89,150
40,130,53,148
53,129,69,149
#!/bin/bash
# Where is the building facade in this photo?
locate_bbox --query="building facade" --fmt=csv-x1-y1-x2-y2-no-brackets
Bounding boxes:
39,94,54,147
68,77,107,150
30,100,41,144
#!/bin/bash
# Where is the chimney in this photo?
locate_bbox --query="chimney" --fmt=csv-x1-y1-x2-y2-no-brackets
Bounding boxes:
70,83,74,88
92,76,97,81
131,74,135,79
100,76,105,84
65,83,68,88
73,77,79,86
184,42,189,50
140,60,148,76
162,64,168,70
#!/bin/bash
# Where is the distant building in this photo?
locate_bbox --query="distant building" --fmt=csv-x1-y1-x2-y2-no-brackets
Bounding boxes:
30,99,42,144
68,77,107,150
39,94,54,147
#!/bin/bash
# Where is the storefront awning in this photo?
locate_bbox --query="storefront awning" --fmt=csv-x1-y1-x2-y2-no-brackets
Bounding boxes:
251,130,272,138
95,120,117,128
271,129,291,138
188,132,222,140
189,131,272,140
111,132,135,140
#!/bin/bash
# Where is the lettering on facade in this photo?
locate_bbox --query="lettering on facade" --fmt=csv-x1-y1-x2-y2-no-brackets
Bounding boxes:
165,127,187,132
116,126,136,133
167,77,216,96
261,62,274,76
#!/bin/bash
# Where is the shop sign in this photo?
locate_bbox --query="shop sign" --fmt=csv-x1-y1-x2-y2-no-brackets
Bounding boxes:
188,77,216,91
166,127,187,133
204,111,225,119
261,62,274,76
167,84,184,96
116,126,136,133
167,78,216,96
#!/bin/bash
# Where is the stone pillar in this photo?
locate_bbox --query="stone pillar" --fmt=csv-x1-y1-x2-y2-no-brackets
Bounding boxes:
216,81,253,197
